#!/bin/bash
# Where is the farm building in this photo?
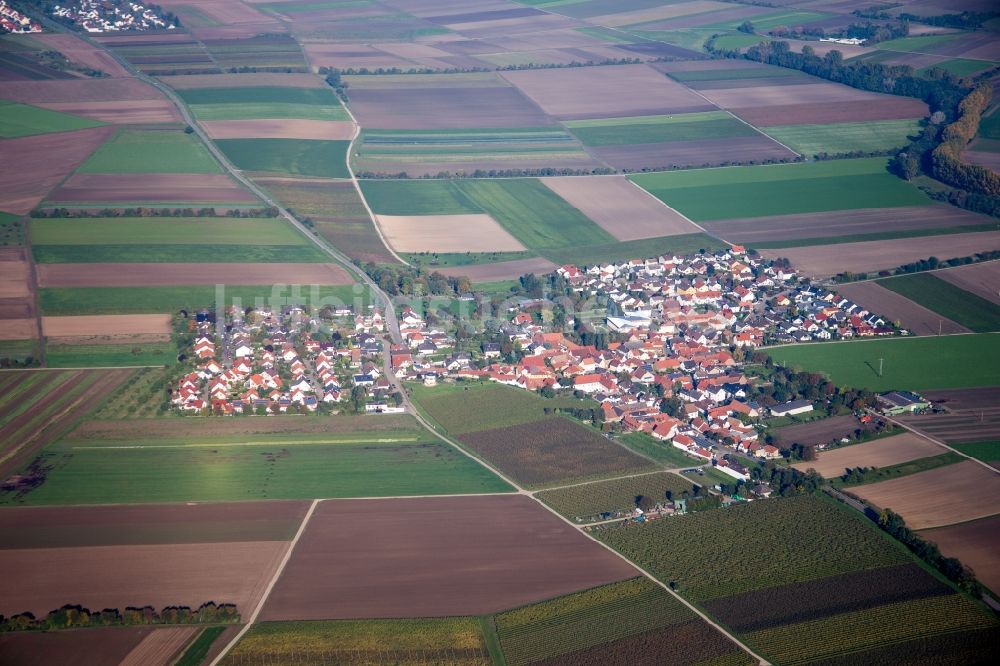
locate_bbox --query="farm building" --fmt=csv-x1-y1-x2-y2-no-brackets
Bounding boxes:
771,399,814,417
878,391,930,415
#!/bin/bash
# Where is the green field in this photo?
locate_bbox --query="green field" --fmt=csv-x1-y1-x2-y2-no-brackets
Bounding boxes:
7,435,510,505
30,217,309,246
0,211,22,246
360,179,480,216
190,102,349,121
950,440,1000,464
631,158,929,221
357,127,588,164
763,119,921,157
34,244,329,264
180,86,348,121
596,494,907,601
766,333,1000,391
39,284,363,315
222,618,488,665
0,100,104,138
666,67,806,83
78,129,222,174
876,34,960,53
537,472,695,522
564,111,757,147
713,32,769,50
617,432,705,467
45,343,177,368
877,273,1000,333
215,138,351,178
701,9,831,31
176,626,226,666
917,59,996,78
411,382,595,435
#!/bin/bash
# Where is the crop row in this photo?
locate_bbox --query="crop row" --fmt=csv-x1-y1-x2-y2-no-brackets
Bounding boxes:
594,495,907,601
806,626,1000,666
537,472,695,521
746,594,996,665
496,578,693,666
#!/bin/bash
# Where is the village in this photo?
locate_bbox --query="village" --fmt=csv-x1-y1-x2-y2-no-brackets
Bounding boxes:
50,0,174,33
0,1,41,33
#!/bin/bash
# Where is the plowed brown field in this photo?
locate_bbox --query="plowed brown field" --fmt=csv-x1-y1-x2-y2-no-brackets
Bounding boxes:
834,281,969,336
920,515,1000,595
49,173,257,205
792,433,945,477
935,261,1000,306
260,495,636,620
437,257,558,282
202,119,355,140
0,626,154,666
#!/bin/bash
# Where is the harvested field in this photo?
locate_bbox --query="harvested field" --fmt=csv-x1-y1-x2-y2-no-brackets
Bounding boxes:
0,501,310,549
732,98,929,126
589,1,732,27
37,262,352,287
541,176,700,241
921,386,1000,412
41,314,171,338
0,540,287,617
48,173,258,205
760,231,1000,278
376,214,526,253
437,257,558,282
897,408,1000,445
0,253,29,299
591,135,795,170
792,433,946,478
33,100,180,124
500,65,714,120
0,626,154,666
260,495,636,620
0,78,166,104
0,319,34,341
700,83,896,109
921,515,1000,595
936,261,1000,306
702,205,992,246
119,627,199,666
347,85,553,130
32,33,130,78
159,73,325,89
200,119,354,140
458,417,656,488
771,415,869,447
850,460,1000,529
0,125,114,214
834,282,969,336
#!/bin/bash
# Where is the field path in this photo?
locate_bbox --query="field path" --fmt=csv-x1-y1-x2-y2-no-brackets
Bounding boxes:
208,498,320,666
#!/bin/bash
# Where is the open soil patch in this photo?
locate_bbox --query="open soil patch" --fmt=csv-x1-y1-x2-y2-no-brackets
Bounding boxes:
792,432,946,478
377,213,525,253
260,494,635,620
0,626,155,666
347,86,553,130
920,515,1000,595
935,261,1000,306
436,257,558,282
202,119,355,140
41,314,172,338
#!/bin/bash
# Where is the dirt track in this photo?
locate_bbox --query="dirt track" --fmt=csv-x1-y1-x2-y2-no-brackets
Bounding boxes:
260,495,636,620
36,262,353,287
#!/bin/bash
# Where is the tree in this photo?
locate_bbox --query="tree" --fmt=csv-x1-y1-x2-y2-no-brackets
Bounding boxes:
738,21,755,34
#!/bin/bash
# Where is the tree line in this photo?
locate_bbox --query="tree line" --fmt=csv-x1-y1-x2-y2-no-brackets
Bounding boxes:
931,84,999,196
0,602,238,632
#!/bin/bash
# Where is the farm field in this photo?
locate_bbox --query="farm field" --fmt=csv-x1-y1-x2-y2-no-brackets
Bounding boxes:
834,281,969,336
494,577,751,666
951,441,1000,465
935,261,1000,306
877,272,1000,333
29,217,309,246
899,412,1000,448
0,627,163,666
848,460,1000,529
259,495,635,620
920,515,1000,596
791,433,948,478
761,119,921,156
215,138,351,178
766,333,1000,391
45,172,259,207
595,494,909,601
176,86,349,122
459,417,657,489
4,432,510,505
770,414,868,447
78,129,222,174
376,213,527,254
536,472,695,522
44,342,176,368
222,618,490,666
0,78,179,125
617,432,706,467
631,158,929,222
0,100,105,138
36,262,352,288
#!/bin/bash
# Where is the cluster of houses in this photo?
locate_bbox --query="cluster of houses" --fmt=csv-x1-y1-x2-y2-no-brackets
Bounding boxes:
397,248,899,470
171,306,401,416
0,1,41,33
51,0,173,32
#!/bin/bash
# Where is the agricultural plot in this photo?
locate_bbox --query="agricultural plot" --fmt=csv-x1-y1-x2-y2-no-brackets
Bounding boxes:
354,127,602,177
760,230,1000,278
177,86,349,122
36,262,352,288
260,495,635,620
833,281,969,336
791,433,947,478
767,333,1000,392
762,119,921,157
921,515,1000,596
0,78,179,125
0,627,162,666
935,261,1000,306
78,129,222,174
877,272,1000,333
458,416,657,488
770,414,870,448
500,64,714,120
0,100,105,138
46,173,260,208
631,158,930,222
6,430,509,505
495,576,751,666
849,460,1000,530
44,342,177,368
215,138,351,178
0,125,114,215
376,214,527,254
202,34,309,71
540,176,700,241
595,494,909,601
537,472,695,522
258,177,396,264
222,618,490,666
437,257,561,282
100,34,219,75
